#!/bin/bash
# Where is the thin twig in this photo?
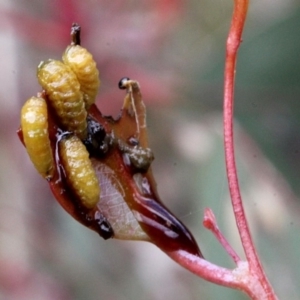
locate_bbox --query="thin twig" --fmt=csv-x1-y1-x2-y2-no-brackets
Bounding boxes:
223,0,277,298
203,208,241,264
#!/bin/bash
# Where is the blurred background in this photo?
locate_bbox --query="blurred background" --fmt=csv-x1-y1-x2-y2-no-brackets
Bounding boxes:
1,0,300,299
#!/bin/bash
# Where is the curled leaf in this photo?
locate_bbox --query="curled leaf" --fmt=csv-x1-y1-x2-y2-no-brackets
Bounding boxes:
17,24,202,257
18,81,202,256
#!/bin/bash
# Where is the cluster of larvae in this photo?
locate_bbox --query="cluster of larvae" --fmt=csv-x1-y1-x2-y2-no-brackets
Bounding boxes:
20,23,101,209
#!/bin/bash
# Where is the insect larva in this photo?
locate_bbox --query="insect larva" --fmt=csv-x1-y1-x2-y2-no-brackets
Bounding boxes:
59,135,100,209
20,96,54,179
37,59,87,139
62,45,100,109
118,140,154,172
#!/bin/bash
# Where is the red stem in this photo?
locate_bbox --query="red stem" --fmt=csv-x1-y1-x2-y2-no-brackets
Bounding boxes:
203,208,241,264
224,0,253,266
167,250,265,299
223,0,277,298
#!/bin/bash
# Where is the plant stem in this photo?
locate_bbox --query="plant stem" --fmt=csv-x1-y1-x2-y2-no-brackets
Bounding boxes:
167,250,265,299
203,208,241,264
223,0,277,298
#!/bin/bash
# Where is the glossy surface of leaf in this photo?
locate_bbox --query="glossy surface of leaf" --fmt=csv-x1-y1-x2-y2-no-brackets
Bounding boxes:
18,82,202,255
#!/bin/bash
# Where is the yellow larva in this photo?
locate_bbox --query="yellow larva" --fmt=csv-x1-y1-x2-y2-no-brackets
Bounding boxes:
37,59,87,139
20,96,54,179
62,45,100,109
59,135,100,209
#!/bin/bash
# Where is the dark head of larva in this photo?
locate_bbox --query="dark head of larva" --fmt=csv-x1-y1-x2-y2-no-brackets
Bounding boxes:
84,116,111,157
118,77,130,89
94,211,114,240
71,22,81,45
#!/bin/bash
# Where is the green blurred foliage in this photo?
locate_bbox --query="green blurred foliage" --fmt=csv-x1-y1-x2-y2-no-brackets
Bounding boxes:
200,6,300,195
